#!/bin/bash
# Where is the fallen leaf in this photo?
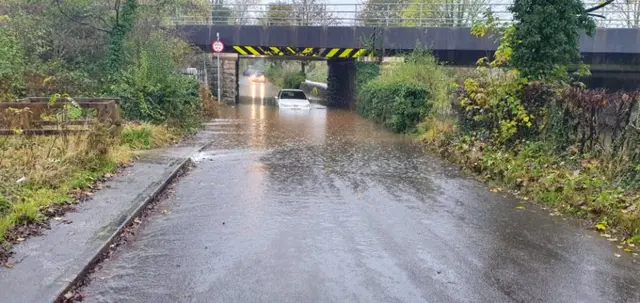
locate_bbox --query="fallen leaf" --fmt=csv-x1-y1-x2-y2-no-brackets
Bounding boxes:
53,217,63,221
4,262,15,268
489,188,498,193
617,245,624,249
104,173,113,179
133,217,142,224
614,253,621,258
515,206,526,210
629,244,636,248
607,238,619,242
64,292,74,300
624,248,633,252
17,237,25,242
594,222,607,231
633,253,638,257
602,233,612,238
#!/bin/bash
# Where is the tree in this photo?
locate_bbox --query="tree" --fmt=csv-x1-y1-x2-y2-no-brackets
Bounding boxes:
610,0,640,28
260,0,336,26
358,0,405,27
260,2,295,26
0,16,25,100
402,0,488,27
212,0,232,24
510,0,596,80
290,0,336,26
230,0,260,25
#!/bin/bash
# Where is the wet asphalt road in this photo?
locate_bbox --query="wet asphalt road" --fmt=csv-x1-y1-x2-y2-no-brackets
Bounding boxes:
82,83,640,302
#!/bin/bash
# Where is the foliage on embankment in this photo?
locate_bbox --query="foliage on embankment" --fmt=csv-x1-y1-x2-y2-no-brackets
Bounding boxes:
356,52,453,133
0,118,183,245
356,3,640,250
0,1,208,131
433,71,640,244
265,61,306,89
0,1,216,257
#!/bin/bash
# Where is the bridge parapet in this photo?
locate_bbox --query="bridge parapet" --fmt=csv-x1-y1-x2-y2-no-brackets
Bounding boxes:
171,2,638,29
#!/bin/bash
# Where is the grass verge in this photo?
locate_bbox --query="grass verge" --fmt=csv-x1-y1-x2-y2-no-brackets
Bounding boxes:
422,116,640,254
0,122,181,263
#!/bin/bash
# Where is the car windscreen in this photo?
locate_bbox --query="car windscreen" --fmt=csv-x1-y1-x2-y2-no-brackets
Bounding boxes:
279,91,307,100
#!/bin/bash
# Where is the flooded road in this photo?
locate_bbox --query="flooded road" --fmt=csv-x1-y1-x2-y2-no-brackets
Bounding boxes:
82,100,640,302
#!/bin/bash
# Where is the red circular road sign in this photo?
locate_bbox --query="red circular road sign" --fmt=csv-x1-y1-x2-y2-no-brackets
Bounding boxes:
212,40,224,53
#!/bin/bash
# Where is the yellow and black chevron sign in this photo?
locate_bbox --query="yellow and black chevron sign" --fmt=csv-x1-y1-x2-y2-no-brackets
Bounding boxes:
232,46,373,59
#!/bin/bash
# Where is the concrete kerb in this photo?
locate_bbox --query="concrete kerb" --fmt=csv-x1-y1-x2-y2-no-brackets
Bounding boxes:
50,143,211,303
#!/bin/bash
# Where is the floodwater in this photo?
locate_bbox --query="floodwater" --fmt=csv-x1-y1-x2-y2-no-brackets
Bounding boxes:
81,80,640,302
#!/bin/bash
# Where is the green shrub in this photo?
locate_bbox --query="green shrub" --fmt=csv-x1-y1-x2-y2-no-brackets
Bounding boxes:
457,69,552,144
356,51,451,133
396,50,453,115
358,79,431,133
283,72,306,89
111,72,201,130
265,61,305,88
306,62,328,83
0,16,25,101
355,61,380,95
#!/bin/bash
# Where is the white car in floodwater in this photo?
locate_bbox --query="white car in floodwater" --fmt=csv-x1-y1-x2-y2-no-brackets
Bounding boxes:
276,89,311,109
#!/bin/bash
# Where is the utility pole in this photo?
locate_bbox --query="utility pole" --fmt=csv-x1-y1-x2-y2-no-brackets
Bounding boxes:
216,32,221,104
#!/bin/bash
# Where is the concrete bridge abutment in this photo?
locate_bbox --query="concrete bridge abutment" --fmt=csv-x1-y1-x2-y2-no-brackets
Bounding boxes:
327,59,356,108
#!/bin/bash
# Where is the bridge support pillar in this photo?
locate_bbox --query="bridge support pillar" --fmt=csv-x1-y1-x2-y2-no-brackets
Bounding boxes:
327,59,356,108
209,53,239,105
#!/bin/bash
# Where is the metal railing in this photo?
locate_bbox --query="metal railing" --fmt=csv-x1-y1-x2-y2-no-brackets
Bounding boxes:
170,2,640,28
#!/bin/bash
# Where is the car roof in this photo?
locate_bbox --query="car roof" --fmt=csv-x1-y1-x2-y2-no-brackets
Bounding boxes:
279,89,304,92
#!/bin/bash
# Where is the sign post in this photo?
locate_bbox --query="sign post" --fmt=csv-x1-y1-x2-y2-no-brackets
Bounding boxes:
212,33,224,103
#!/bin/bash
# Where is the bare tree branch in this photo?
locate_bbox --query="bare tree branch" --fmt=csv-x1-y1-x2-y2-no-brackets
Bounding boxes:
54,0,112,33
585,0,614,14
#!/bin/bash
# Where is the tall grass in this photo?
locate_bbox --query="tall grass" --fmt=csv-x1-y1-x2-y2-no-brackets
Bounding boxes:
0,128,129,241
120,123,177,150
0,121,180,241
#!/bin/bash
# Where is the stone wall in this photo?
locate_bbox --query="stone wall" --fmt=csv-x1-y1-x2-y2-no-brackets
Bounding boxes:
208,54,238,105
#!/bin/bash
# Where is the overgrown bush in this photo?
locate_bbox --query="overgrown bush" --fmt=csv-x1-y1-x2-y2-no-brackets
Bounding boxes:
357,51,451,133
111,72,201,131
265,62,306,89
354,61,380,96
306,62,328,83
358,79,431,133
393,50,453,114
0,16,25,101
283,72,306,89
200,84,219,118
457,69,554,144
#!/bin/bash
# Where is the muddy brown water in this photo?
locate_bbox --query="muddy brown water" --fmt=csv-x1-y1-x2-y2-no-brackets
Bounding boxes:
80,81,640,303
